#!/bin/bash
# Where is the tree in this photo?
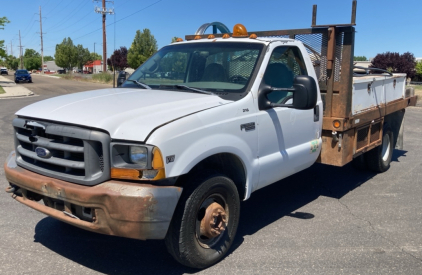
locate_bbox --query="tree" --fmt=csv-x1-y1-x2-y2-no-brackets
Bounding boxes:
23,48,41,71
0,16,10,58
371,52,416,78
107,46,128,71
5,55,19,70
171,37,178,43
354,56,367,61
127,29,158,69
75,44,92,70
44,56,54,61
415,60,422,81
90,52,102,61
55,37,77,71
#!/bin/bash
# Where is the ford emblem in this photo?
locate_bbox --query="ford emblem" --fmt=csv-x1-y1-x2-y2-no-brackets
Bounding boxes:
35,147,52,159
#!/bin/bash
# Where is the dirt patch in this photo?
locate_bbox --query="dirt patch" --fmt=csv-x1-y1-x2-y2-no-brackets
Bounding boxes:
412,86,422,107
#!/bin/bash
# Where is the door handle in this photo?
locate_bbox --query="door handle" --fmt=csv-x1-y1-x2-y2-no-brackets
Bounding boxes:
314,105,320,122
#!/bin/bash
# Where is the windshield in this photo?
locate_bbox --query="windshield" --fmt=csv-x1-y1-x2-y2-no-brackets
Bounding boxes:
16,70,29,75
124,42,264,99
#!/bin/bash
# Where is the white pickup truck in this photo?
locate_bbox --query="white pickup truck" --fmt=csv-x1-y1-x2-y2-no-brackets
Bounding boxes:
3,3,418,269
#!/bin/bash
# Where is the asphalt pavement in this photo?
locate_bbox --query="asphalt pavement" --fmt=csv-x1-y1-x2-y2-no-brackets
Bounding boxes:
0,75,421,274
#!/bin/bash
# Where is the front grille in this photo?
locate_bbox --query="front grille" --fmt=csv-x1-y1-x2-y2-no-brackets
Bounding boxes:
13,118,111,186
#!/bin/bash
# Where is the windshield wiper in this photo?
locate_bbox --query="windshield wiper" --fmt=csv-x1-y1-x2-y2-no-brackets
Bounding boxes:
175,85,215,95
126,79,151,89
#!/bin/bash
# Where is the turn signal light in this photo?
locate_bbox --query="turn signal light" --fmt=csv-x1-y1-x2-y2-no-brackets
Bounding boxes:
222,33,230,39
333,120,341,128
208,34,215,39
194,35,202,40
111,147,166,181
176,38,183,42
249,33,257,39
232,23,248,37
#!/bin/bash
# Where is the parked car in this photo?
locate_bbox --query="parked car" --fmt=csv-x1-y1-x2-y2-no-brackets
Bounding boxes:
117,71,129,87
0,68,8,75
14,69,32,83
57,69,66,74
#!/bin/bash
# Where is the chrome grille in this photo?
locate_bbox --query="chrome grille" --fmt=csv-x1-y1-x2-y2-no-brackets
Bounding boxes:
13,118,111,186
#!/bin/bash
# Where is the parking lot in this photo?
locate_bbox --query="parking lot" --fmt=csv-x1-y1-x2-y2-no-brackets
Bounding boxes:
0,75,421,274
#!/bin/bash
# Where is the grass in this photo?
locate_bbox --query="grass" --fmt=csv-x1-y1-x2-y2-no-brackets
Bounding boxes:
92,72,113,83
0,85,5,94
407,85,422,106
56,73,115,85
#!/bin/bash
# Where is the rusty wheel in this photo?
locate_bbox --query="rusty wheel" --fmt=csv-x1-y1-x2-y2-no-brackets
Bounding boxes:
196,195,228,248
165,173,240,269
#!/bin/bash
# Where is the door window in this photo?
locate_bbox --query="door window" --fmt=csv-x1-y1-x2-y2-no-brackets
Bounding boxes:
263,46,308,104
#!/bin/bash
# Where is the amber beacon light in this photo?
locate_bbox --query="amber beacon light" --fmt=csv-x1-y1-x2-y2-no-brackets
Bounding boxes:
232,23,248,37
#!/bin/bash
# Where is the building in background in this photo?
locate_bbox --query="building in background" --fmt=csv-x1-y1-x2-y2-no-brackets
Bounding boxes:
83,60,102,74
43,61,63,72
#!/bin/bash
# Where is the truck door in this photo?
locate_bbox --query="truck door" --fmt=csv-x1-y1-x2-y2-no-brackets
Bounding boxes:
256,45,321,189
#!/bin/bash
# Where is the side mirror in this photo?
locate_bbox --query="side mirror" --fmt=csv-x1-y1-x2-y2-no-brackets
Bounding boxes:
258,75,317,110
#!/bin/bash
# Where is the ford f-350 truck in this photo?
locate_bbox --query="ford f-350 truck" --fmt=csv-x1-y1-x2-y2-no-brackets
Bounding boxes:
4,2,418,269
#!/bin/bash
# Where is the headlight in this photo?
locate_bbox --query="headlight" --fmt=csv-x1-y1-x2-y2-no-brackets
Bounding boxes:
129,146,147,167
110,143,165,181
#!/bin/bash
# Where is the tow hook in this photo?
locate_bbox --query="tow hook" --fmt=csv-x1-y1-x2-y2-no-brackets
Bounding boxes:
5,184,18,194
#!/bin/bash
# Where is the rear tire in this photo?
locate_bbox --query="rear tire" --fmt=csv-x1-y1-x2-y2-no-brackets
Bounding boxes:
165,172,240,269
366,127,394,172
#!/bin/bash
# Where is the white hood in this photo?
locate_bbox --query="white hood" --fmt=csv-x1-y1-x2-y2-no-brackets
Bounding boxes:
16,88,231,142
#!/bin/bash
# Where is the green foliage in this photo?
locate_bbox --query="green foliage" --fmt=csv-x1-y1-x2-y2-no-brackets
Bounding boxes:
0,16,10,29
90,52,102,61
5,55,19,70
55,37,77,70
23,49,41,71
354,56,367,61
92,72,112,83
24,49,40,58
171,37,178,43
127,29,158,69
416,60,422,78
0,16,10,58
75,44,92,69
44,56,54,61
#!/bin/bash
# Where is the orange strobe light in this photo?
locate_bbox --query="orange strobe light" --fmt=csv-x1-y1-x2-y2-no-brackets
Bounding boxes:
232,24,248,38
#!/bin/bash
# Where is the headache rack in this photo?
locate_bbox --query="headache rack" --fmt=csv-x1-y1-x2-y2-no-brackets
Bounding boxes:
185,0,418,167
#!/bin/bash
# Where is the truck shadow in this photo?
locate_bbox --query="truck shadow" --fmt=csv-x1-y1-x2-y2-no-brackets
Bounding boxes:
33,149,406,274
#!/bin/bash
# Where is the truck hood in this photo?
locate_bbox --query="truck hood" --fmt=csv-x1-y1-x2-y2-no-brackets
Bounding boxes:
16,88,231,142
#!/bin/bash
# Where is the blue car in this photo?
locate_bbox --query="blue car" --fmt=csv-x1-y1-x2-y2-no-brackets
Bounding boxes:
14,69,32,83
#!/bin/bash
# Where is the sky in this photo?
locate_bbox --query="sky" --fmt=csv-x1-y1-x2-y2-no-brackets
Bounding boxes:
1,0,421,61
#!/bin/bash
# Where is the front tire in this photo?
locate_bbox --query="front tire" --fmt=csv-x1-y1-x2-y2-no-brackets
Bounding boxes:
366,127,394,172
165,173,240,269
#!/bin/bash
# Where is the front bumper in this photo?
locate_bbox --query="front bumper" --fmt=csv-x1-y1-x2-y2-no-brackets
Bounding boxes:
4,151,182,240
15,77,31,82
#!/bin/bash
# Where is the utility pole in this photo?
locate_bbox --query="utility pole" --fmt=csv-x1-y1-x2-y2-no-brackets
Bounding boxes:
94,0,114,72
18,30,24,69
10,41,13,57
38,6,45,74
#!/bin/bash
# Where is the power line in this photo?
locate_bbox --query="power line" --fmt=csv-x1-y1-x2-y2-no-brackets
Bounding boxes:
44,0,65,17
72,0,163,42
44,0,88,32
48,9,93,34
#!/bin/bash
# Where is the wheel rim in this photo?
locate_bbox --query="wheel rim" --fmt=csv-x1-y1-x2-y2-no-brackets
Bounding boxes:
381,133,391,162
195,194,229,249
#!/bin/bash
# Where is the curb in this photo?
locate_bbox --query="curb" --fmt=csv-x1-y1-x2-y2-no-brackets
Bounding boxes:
0,75,35,98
